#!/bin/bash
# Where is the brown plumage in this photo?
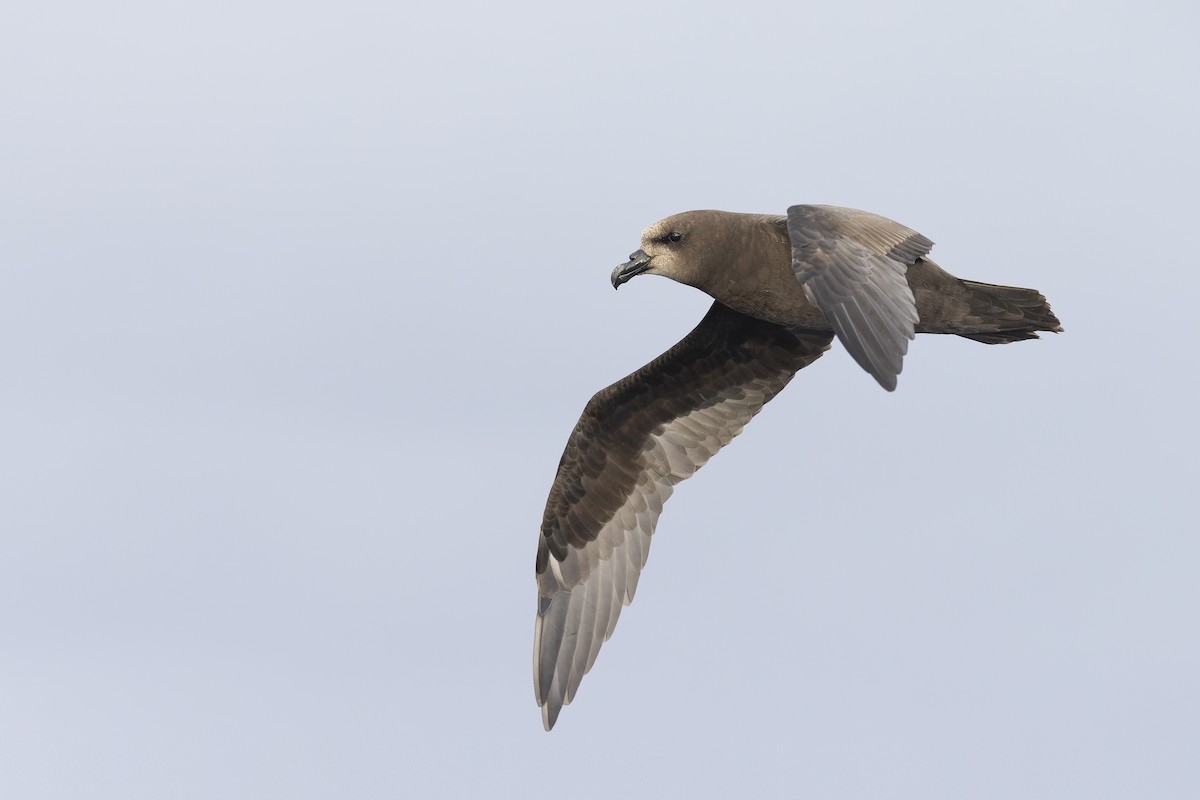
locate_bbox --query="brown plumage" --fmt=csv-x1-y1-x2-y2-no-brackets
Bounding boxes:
534,205,1061,729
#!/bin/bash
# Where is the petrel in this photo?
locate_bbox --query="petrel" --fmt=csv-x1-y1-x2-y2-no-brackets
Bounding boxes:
533,205,1061,730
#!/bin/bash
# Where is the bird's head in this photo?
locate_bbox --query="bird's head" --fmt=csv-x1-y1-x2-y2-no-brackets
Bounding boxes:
611,210,742,291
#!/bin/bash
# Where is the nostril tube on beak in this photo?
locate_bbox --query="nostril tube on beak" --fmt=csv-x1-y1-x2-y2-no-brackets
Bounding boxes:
611,250,653,289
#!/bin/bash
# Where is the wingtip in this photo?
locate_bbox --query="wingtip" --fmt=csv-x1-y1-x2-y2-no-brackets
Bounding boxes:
874,374,898,391
542,701,561,731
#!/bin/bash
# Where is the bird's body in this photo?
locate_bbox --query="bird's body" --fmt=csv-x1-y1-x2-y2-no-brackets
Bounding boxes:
533,205,1061,730
624,208,1060,348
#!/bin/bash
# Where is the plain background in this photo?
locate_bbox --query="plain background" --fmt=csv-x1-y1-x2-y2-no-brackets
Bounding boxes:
3,0,1197,797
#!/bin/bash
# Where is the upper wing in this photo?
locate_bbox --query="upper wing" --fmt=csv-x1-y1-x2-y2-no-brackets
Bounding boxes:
534,301,833,729
785,204,931,391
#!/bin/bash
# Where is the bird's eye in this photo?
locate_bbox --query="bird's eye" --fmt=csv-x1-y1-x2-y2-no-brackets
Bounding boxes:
667,232,683,243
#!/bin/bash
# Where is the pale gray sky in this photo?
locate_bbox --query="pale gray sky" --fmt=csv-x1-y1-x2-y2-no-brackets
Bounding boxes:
3,0,1198,797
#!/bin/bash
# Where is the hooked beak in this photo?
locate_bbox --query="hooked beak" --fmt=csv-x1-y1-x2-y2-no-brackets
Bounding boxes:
611,249,653,289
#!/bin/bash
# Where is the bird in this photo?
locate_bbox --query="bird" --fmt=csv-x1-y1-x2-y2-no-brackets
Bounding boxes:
532,204,1061,730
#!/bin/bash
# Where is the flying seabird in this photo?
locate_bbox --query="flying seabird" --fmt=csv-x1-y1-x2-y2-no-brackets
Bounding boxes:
533,204,1061,730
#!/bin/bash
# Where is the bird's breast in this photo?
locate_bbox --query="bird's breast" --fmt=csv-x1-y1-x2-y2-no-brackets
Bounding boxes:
710,272,829,330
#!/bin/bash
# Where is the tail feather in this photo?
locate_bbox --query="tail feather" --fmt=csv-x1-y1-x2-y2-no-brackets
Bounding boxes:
953,279,1062,344
959,329,1043,344
909,259,1062,343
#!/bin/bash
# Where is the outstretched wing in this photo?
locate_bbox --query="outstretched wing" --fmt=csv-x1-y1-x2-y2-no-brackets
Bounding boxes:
534,301,833,729
786,204,931,391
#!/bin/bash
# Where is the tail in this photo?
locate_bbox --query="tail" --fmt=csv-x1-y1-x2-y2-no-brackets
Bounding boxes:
909,259,1062,343
953,280,1063,344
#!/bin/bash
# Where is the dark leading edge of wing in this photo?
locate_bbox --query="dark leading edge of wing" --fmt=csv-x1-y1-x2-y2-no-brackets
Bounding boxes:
534,301,833,729
785,205,930,391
